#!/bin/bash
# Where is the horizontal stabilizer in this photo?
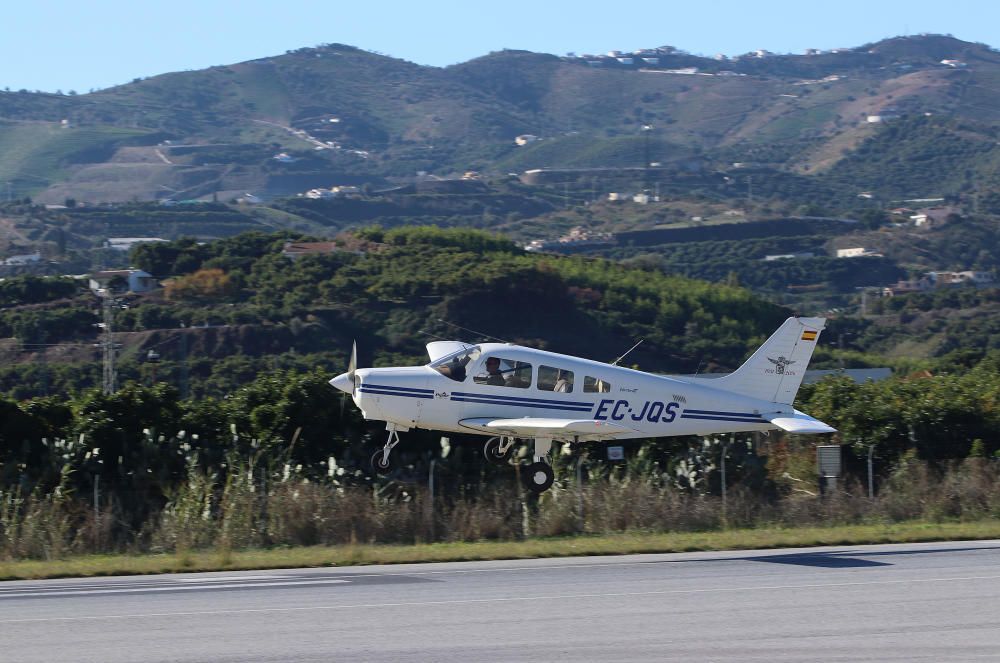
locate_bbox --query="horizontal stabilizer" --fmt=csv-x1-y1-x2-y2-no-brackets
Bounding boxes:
459,417,636,439
763,410,836,434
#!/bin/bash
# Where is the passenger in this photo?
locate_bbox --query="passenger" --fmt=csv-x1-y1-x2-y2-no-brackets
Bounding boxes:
553,370,572,393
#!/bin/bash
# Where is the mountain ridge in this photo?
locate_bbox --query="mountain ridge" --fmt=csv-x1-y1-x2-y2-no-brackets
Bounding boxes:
1,34,999,205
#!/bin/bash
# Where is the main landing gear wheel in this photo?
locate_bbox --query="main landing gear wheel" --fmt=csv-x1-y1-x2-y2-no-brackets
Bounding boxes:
523,461,554,494
370,449,397,475
484,437,514,466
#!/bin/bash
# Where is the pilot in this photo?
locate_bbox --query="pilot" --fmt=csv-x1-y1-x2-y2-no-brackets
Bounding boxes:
440,357,466,381
483,357,505,386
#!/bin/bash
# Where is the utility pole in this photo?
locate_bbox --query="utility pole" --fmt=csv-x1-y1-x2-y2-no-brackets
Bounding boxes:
642,124,653,191
746,175,753,207
101,296,118,395
867,442,875,499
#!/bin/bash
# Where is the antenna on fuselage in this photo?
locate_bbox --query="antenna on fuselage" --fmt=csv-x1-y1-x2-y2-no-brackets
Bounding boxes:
436,319,508,344
610,338,644,366
418,329,451,342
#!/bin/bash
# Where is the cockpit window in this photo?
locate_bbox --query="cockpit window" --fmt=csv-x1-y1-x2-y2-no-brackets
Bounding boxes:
430,346,481,382
474,357,532,389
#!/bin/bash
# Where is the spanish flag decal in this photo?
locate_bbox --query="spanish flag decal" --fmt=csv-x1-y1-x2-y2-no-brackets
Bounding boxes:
801,330,818,341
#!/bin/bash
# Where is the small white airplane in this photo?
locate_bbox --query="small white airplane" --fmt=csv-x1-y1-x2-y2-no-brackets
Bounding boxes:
330,316,835,493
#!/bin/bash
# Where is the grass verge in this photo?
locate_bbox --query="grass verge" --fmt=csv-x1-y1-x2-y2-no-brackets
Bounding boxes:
3,520,1000,581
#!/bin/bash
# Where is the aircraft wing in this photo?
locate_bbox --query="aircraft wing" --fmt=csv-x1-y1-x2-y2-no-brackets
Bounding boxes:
762,409,837,434
459,417,637,439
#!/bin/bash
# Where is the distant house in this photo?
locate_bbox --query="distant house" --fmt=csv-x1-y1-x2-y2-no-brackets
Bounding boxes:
303,185,361,200
957,271,994,285
515,134,539,146
883,277,933,296
281,242,340,260
3,253,42,266
940,59,967,67
616,57,634,65
764,252,815,261
927,271,994,287
305,188,337,200
910,207,956,228
836,247,881,258
89,269,157,294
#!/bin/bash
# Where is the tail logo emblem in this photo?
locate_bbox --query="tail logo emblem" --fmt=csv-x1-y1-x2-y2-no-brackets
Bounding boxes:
766,356,796,375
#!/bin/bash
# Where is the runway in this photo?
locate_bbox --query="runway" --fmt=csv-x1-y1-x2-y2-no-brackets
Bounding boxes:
2,540,1000,661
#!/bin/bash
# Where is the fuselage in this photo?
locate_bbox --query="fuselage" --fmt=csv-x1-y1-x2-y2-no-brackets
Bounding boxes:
337,343,791,440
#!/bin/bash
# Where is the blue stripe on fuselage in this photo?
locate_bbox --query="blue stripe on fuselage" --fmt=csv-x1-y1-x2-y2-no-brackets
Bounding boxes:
451,391,592,412
680,414,765,423
683,408,761,418
363,383,434,395
359,386,434,399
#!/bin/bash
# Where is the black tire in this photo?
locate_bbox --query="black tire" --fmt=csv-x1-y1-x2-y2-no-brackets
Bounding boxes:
370,449,395,475
484,437,514,466
523,461,555,493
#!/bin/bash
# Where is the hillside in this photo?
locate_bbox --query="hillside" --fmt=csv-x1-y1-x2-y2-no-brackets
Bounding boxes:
0,227,790,400
1,35,1000,206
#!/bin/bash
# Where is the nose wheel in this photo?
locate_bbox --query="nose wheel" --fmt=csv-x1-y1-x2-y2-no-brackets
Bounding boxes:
370,426,403,476
523,461,554,493
483,436,515,466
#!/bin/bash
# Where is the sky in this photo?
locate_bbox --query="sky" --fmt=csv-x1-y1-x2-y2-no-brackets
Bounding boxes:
4,0,999,93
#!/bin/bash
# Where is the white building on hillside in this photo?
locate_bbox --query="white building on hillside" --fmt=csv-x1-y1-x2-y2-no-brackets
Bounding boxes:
88,269,158,294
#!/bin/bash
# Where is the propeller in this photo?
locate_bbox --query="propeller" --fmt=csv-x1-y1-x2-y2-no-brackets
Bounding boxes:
331,340,359,416
348,340,357,394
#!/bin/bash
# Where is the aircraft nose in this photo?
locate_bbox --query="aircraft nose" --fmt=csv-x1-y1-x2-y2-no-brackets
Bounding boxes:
329,372,353,394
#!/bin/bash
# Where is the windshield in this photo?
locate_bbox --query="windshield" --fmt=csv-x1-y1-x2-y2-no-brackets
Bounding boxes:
430,346,481,382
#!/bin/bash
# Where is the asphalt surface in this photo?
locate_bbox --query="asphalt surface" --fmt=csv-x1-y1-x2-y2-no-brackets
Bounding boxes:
2,540,1000,662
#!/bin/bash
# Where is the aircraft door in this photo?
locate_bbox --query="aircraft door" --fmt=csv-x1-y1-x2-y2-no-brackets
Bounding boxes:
425,346,482,429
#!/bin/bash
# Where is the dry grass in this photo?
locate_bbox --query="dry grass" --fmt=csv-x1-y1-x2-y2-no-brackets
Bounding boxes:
2,520,999,581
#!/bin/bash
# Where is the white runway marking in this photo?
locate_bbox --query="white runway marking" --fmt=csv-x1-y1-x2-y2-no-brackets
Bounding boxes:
2,573,998,623
0,578,348,599
175,575,292,583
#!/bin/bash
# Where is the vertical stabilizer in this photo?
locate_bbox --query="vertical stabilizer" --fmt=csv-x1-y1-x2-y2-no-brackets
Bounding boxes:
713,317,825,404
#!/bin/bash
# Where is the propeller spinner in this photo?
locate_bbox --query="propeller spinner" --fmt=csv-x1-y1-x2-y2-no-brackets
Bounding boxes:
329,340,358,396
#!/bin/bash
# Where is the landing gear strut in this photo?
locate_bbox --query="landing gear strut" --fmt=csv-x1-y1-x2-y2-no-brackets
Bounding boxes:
370,424,406,475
